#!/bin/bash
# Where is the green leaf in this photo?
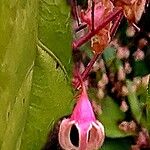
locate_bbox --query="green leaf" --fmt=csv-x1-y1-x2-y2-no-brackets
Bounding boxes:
99,96,132,138
103,47,122,73
103,47,116,65
1,68,34,150
38,0,72,75
0,0,73,149
126,80,142,123
146,82,150,131
136,85,150,129
101,137,132,150
19,46,74,150
0,0,37,147
132,60,150,77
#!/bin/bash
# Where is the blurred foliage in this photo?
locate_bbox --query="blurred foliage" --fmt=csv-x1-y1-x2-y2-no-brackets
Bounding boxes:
101,137,133,150
99,96,133,138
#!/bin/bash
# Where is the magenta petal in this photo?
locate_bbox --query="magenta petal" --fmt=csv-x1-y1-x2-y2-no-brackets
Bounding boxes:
71,86,96,124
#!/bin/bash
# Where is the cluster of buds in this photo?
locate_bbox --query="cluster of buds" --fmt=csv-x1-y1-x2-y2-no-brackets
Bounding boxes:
59,81,105,150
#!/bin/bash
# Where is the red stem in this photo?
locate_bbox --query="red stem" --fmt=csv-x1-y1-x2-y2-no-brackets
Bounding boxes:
110,12,123,37
74,10,123,89
75,53,101,89
72,7,123,50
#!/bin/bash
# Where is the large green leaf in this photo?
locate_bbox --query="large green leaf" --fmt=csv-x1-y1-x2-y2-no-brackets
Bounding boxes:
0,0,37,147
19,46,73,150
38,0,72,75
0,0,73,149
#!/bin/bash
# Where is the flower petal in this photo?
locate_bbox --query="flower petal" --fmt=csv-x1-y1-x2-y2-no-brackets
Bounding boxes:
87,121,105,150
58,119,77,150
76,123,92,150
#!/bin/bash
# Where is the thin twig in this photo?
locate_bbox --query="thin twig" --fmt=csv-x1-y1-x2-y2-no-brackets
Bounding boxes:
110,12,123,37
75,53,101,89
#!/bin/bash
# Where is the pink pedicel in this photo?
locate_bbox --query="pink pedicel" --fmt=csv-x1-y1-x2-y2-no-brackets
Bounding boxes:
58,83,105,150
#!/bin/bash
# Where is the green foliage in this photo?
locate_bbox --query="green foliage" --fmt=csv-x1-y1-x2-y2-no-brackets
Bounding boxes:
103,47,122,73
99,96,133,138
0,0,73,149
39,0,72,75
19,46,73,150
133,60,150,77
103,47,116,65
146,82,150,131
0,0,37,147
126,80,142,123
101,137,132,150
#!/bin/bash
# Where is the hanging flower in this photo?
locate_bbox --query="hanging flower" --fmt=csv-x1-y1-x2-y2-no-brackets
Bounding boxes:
58,83,105,150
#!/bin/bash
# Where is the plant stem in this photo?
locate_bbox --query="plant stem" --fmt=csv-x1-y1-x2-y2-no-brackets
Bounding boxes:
75,53,101,89
74,10,123,89
72,7,123,50
110,12,123,37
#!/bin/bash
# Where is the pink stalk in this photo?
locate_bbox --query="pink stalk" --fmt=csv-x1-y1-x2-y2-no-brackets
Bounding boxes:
75,11,123,89
75,53,101,89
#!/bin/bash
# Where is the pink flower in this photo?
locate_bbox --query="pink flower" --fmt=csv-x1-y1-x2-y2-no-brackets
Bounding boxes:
59,84,105,150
